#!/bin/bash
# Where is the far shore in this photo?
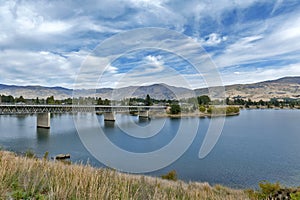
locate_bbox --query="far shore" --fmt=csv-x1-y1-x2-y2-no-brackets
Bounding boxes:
122,105,300,119
121,111,240,118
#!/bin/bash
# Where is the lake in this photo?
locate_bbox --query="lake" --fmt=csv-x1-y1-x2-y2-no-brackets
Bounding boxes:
0,109,300,188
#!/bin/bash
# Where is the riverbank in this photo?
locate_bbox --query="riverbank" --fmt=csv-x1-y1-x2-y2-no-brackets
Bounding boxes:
0,150,248,199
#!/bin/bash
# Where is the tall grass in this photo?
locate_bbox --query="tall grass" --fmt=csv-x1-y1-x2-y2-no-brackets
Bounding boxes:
0,151,249,199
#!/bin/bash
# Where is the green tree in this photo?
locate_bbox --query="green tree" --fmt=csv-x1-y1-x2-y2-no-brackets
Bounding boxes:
197,95,211,105
103,99,110,105
1,95,15,103
63,98,73,105
35,97,40,104
97,97,103,105
259,99,265,106
46,96,55,104
170,104,181,114
16,96,26,103
145,94,153,106
226,97,230,105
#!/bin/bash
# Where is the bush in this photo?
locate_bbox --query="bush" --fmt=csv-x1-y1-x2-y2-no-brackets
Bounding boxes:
207,106,239,115
207,106,225,114
291,192,300,200
199,105,206,113
258,181,281,199
197,95,211,105
161,170,177,181
246,181,281,199
226,106,240,114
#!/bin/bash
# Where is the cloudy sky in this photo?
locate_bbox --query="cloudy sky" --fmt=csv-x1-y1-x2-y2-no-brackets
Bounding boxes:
1,0,300,89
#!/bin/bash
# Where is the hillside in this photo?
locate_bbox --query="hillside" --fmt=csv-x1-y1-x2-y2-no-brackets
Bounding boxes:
224,76,300,101
0,83,195,100
0,84,72,99
1,76,300,101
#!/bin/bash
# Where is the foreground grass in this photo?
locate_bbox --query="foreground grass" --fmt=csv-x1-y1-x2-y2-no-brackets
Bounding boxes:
0,151,248,200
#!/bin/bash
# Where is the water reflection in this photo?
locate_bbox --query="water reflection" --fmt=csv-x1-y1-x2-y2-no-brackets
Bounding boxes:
104,121,115,128
16,115,27,121
138,117,151,126
36,128,50,143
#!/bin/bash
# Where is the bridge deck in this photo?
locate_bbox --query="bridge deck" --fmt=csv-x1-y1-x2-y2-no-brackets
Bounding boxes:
0,105,166,114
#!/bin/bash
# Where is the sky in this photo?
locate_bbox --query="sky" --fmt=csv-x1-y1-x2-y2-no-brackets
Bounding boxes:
0,0,300,89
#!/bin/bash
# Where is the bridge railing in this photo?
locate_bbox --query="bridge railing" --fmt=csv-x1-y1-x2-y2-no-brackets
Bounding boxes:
0,105,166,114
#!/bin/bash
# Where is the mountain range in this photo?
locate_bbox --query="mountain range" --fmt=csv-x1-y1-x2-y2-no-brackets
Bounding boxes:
1,76,300,101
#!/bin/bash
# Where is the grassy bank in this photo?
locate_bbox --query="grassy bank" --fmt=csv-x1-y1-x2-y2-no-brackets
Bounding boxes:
0,151,248,200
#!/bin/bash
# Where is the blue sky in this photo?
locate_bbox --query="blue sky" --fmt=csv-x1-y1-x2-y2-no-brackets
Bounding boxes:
0,0,300,89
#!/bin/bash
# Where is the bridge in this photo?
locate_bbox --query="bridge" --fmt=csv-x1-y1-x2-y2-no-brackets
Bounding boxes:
0,105,166,128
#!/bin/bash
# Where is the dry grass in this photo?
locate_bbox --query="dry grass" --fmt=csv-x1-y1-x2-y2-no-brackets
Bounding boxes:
0,151,249,200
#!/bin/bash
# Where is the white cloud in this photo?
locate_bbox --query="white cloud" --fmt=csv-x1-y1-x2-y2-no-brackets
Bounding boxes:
213,10,300,68
105,64,118,74
0,0,300,89
0,49,87,87
220,63,300,86
144,55,164,66
38,21,72,34
200,33,228,46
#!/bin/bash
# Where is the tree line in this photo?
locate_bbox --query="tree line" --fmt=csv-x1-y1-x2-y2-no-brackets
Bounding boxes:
1,94,299,110
226,97,300,108
0,95,111,105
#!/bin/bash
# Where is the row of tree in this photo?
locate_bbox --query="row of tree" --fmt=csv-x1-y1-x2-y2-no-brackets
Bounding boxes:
0,94,111,105
226,97,300,108
2,93,300,109
189,95,300,108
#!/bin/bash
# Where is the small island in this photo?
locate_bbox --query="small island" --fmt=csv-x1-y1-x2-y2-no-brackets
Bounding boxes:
154,95,240,118
158,104,240,118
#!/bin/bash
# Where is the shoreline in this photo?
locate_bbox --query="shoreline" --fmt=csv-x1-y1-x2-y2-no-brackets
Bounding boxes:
123,110,240,119
149,112,240,119
0,150,248,199
0,149,298,199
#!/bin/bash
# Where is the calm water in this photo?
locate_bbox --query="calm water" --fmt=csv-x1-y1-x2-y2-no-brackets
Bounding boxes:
0,109,300,188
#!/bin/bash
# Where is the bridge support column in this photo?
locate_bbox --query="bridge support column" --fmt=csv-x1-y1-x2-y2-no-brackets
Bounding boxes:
104,112,115,121
37,113,50,129
139,110,150,119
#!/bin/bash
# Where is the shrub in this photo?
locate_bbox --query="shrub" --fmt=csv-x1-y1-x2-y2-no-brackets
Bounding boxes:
246,181,281,199
161,170,177,181
207,106,225,114
199,105,206,113
291,192,300,200
207,106,239,115
226,106,239,114
25,149,36,158
258,180,281,198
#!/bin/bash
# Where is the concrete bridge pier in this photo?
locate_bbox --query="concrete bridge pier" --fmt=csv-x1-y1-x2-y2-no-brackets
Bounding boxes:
139,110,150,119
104,111,116,121
37,113,50,129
